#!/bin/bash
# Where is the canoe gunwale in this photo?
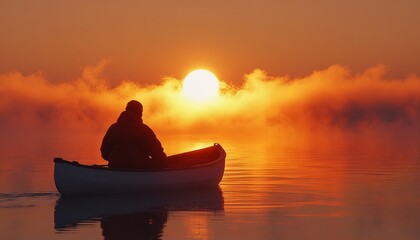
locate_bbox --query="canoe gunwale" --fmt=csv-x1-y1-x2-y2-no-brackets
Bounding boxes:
54,143,225,173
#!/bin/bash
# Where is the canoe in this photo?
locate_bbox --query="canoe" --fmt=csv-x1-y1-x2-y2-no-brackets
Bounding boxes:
54,143,226,196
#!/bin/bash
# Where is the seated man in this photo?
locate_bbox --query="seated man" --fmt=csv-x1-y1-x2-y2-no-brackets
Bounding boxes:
100,100,167,169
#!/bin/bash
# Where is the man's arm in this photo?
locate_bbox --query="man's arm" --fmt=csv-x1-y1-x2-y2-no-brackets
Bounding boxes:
144,125,167,160
100,125,117,161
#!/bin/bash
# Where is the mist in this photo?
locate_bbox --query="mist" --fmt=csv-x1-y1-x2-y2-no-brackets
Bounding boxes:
1,62,419,156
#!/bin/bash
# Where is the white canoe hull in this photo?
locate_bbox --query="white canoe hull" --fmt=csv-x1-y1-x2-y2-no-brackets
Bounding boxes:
54,144,226,196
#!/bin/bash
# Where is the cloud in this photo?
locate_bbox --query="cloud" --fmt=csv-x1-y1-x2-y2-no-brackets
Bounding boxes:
0,62,419,155
260,65,420,129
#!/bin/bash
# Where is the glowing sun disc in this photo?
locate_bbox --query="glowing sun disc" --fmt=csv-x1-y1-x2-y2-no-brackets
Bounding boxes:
182,69,220,101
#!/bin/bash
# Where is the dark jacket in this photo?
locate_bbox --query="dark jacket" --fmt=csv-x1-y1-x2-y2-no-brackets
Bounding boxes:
101,111,167,169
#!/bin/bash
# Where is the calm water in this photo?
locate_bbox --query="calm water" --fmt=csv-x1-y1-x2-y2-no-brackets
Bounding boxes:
1,133,420,239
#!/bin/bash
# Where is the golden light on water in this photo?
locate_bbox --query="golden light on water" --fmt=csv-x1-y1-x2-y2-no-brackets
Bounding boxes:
182,69,220,102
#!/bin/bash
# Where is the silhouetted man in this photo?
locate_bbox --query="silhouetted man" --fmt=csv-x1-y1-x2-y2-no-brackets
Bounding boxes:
101,100,167,169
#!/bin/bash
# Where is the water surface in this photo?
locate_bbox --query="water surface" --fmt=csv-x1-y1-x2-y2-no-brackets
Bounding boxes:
0,134,419,239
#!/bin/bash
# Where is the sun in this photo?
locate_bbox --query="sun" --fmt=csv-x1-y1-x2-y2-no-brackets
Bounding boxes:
182,69,220,101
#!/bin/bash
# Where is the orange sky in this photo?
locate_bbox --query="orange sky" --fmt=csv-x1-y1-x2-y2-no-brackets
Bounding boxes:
1,0,419,84
1,0,420,157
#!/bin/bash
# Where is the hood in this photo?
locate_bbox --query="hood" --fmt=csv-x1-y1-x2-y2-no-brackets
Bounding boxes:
117,111,143,125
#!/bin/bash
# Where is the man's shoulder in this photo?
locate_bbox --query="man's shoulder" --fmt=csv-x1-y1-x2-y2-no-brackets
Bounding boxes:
106,122,121,131
140,123,153,131
140,123,158,136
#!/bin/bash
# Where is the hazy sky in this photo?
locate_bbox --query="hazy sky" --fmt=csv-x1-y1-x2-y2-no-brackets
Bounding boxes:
1,0,419,84
1,0,420,149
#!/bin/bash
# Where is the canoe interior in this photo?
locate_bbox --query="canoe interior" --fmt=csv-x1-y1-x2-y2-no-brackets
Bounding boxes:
54,143,223,171
166,144,222,169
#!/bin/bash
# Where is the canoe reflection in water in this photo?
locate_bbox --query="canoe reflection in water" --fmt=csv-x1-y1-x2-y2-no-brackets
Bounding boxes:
54,187,224,239
100,210,167,240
